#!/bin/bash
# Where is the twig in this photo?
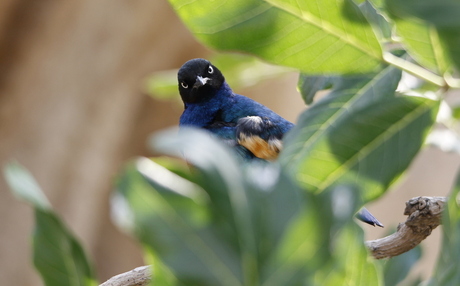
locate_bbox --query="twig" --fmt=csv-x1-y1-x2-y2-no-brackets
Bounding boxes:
366,196,447,259
99,265,152,286
383,52,446,87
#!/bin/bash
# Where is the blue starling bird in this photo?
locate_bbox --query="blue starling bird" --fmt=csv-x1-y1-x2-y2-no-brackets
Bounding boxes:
177,58,383,227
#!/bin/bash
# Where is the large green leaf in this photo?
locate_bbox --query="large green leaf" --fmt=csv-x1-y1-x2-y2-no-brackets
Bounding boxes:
116,161,244,285
168,0,383,73
115,130,303,285
3,163,97,286
115,128,381,285
429,169,460,286
386,14,450,75
394,20,449,75
281,66,439,201
385,0,460,72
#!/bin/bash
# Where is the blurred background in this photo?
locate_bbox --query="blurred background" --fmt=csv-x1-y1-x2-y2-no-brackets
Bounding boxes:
0,1,459,285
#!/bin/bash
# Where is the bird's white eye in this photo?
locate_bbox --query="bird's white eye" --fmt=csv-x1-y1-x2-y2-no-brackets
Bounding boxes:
208,65,214,74
181,82,188,88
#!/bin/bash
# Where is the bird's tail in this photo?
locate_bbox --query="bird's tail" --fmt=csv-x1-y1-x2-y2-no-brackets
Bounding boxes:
355,207,384,227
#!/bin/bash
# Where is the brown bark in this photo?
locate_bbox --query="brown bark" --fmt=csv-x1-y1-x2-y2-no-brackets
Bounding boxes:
367,196,446,259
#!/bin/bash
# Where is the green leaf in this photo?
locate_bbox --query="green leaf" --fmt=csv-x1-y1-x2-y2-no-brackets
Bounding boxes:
115,128,381,285
115,136,302,284
33,211,97,286
359,0,392,44
3,163,97,286
392,18,450,75
317,223,380,285
385,0,460,71
281,66,439,201
297,74,339,105
262,185,380,286
168,0,383,73
436,28,460,72
430,169,460,286
385,0,460,28
4,162,51,210
118,162,243,285
297,74,372,105
381,245,422,286
452,106,460,120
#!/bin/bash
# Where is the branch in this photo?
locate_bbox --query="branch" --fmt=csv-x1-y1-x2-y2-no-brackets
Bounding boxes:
366,196,447,259
99,265,152,286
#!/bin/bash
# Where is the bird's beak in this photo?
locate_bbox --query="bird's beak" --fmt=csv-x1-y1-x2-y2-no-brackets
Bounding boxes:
193,76,210,89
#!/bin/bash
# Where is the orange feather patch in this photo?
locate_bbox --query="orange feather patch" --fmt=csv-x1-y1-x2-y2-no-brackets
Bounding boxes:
238,134,282,160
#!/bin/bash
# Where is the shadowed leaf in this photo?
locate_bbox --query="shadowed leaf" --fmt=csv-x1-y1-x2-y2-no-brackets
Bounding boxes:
385,0,460,72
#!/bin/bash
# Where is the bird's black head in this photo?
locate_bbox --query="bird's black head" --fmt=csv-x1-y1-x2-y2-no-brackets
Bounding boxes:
178,58,225,104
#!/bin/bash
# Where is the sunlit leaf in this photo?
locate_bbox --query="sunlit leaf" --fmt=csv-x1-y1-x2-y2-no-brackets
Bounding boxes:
282,66,439,201
168,0,383,73
392,18,450,75
3,163,97,286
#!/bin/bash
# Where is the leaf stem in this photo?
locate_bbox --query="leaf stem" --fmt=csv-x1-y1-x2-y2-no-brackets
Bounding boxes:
383,52,446,87
444,74,460,89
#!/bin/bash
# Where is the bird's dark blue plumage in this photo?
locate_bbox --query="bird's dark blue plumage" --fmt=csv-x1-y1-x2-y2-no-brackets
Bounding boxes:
178,58,294,160
177,58,383,227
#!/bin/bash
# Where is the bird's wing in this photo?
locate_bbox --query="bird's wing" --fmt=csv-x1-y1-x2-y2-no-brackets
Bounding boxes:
236,116,284,160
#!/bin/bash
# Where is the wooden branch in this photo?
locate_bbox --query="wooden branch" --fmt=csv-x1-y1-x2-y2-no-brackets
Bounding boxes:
366,196,447,259
99,266,151,286
100,196,447,285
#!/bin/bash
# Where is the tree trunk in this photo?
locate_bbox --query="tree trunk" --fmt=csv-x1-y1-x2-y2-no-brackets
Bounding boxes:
0,1,207,284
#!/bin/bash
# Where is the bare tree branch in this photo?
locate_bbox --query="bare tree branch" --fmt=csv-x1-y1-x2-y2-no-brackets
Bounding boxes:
100,266,151,286
99,196,447,285
366,196,447,259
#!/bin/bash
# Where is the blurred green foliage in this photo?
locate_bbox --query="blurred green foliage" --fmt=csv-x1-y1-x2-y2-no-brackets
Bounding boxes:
4,163,97,286
116,129,380,285
4,0,460,285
